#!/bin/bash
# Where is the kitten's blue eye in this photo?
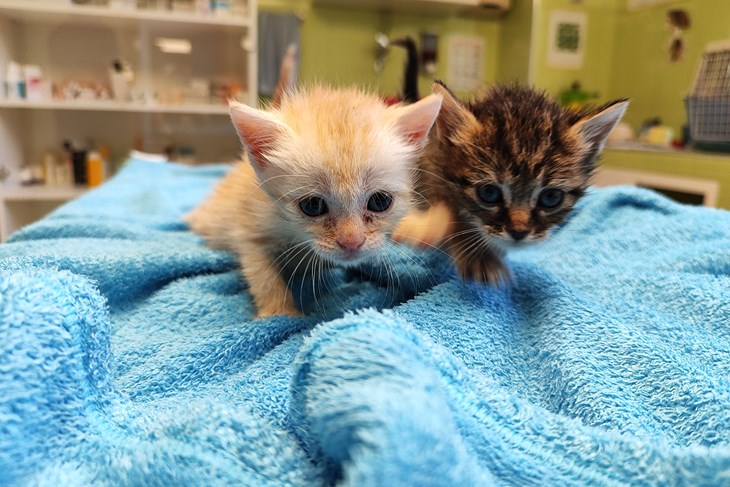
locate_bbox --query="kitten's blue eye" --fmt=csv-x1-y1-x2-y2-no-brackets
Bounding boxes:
477,184,503,205
538,188,564,209
367,192,393,212
299,196,328,217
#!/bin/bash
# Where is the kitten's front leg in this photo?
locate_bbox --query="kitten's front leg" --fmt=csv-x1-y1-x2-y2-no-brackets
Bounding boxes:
445,222,511,286
392,202,455,248
241,247,302,319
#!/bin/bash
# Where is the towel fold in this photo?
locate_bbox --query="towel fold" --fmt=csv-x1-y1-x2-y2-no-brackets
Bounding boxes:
2,158,730,485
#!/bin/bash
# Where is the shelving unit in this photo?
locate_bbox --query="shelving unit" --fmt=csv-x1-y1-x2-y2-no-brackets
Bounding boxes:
1,185,87,202
0,0,257,241
0,1,253,29
0,99,231,115
0,184,88,241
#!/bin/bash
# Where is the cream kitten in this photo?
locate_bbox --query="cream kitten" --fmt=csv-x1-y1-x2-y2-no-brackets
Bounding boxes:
185,86,442,318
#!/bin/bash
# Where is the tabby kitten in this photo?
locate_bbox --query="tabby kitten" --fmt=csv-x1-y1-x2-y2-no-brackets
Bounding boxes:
185,86,442,318
395,82,628,285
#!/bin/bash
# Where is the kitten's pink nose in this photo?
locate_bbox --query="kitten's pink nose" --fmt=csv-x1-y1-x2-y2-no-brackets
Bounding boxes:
336,234,365,252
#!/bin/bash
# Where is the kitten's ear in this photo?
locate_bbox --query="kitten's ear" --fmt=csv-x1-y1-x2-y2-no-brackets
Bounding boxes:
571,99,629,153
431,81,478,140
229,101,291,170
391,93,443,148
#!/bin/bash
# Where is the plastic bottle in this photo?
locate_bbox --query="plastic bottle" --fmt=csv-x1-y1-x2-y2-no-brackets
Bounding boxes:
57,156,73,187
212,0,232,17
42,152,57,186
24,65,46,102
195,0,211,16
86,150,104,188
6,61,25,100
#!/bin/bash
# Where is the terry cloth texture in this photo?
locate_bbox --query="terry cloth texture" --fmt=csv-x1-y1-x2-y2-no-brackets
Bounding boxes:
2,158,730,486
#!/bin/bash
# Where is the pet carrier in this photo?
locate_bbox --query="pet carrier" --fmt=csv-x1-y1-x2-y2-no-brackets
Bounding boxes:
686,40,730,151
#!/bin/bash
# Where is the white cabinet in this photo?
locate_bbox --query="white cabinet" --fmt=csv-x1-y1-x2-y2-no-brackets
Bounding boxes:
0,0,257,241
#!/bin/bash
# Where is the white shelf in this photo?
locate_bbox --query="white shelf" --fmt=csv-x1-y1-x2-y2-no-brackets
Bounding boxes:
0,1,251,30
0,99,233,115
0,184,87,202
0,0,257,241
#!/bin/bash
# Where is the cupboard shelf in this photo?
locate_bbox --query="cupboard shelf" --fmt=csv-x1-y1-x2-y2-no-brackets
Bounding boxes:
0,185,88,202
0,1,251,31
0,99,233,115
0,0,257,241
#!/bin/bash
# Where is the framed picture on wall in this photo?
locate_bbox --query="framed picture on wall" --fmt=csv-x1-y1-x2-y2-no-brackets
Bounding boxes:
446,35,486,92
546,10,587,70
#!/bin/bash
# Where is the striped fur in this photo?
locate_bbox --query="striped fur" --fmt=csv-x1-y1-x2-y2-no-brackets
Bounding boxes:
410,82,628,285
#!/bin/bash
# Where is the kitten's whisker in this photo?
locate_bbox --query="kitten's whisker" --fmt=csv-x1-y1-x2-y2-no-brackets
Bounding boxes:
285,247,315,313
411,167,453,186
375,252,390,309
314,259,327,317
388,246,428,301
307,257,321,316
443,228,480,243
300,252,317,316
317,260,334,304
273,240,312,267
454,233,485,262
387,254,400,307
391,232,451,258
276,243,315,274
388,250,404,306
407,188,434,207
272,185,318,206
385,241,435,292
462,233,487,255
298,256,309,315
256,174,302,189
381,251,396,308
441,228,484,245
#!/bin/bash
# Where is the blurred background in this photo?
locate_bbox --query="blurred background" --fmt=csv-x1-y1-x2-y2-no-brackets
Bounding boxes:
0,0,728,240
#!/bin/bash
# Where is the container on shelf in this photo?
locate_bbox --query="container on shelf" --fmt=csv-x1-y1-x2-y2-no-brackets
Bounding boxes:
212,0,233,17
86,150,105,187
24,64,51,101
170,0,195,13
5,61,25,100
109,0,136,9
109,60,134,101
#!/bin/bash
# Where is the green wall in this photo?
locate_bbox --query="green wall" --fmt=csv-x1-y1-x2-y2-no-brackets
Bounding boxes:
608,0,730,136
496,0,533,84
529,0,620,103
259,0,501,99
521,0,730,137
260,0,730,138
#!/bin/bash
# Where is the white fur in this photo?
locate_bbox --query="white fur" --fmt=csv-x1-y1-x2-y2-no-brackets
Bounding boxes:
186,87,442,317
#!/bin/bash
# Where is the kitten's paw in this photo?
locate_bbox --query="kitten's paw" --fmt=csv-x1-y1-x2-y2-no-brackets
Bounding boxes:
392,212,431,248
393,203,454,249
254,306,303,320
455,256,511,287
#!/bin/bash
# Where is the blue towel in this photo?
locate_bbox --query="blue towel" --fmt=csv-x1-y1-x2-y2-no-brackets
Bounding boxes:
2,158,730,485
